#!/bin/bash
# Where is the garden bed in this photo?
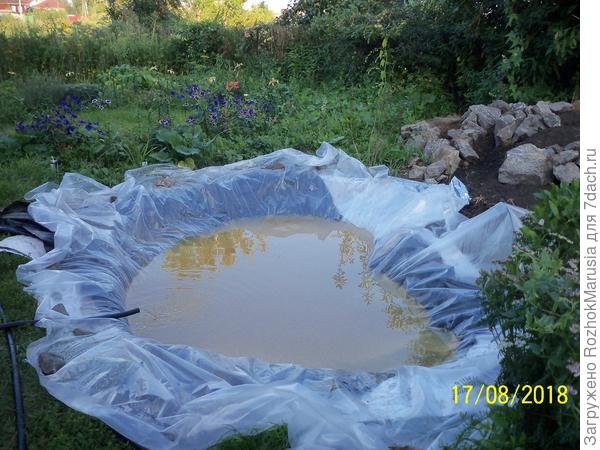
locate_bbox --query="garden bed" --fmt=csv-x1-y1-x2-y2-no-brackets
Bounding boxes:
455,110,580,217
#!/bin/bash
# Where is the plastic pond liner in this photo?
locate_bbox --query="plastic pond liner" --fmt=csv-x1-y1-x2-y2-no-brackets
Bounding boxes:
16,143,525,449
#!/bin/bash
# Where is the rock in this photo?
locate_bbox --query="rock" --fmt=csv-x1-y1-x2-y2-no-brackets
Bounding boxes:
553,162,580,183
73,328,94,336
549,101,573,113
447,128,472,144
509,102,527,111
453,138,479,162
462,104,502,129
440,149,461,176
408,165,426,181
494,114,518,147
459,122,488,142
427,115,462,133
38,352,65,375
552,150,579,165
572,100,580,111
564,141,580,153
489,99,511,113
533,101,561,128
407,156,421,167
547,144,563,154
512,115,545,142
400,121,441,150
425,160,447,179
513,109,527,121
423,138,451,160
498,143,554,185
424,178,437,184
51,303,68,315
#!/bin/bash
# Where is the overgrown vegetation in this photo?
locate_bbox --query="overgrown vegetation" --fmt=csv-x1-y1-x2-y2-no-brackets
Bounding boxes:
448,181,580,449
0,1,580,449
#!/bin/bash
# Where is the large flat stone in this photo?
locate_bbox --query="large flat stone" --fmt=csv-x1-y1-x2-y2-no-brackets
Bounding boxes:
498,144,553,185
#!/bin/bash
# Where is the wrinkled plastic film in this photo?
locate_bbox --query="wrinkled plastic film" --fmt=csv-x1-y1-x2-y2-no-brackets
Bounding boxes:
17,143,526,449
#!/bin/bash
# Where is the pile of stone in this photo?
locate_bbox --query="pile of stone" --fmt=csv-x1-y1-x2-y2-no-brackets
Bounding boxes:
499,141,579,185
401,99,579,185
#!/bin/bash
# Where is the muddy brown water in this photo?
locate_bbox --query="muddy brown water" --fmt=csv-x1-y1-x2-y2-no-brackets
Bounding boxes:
126,216,457,371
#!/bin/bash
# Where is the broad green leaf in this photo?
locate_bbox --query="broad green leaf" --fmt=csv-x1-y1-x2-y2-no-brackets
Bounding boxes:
149,150,172,163
174,145,200,156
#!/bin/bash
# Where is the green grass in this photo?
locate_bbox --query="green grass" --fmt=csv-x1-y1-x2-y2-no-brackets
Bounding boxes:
210,425,290,450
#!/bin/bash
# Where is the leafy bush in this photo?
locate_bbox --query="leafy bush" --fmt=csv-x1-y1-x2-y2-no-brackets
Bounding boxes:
0,80,25,124
97,64,161,91
17,73,69,110
450,181,580,449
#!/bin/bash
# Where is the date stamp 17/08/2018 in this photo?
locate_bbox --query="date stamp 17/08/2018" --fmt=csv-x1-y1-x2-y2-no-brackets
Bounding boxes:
452,384,570,406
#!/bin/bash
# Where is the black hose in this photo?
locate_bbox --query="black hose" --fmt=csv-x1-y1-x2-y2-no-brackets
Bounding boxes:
0,307,141,331
0,303,27,450
90,307,141,320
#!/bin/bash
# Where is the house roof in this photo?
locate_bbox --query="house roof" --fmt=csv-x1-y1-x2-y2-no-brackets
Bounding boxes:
32,0,67,8
0,1,33,6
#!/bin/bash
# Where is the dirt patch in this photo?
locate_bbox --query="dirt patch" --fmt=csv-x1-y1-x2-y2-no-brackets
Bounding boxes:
454,110,580,217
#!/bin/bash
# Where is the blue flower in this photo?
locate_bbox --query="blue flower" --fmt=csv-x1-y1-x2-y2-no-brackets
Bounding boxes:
239,108,256,118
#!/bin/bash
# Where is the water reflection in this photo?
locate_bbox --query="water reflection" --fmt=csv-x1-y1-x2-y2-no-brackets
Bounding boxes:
128,216,457,370
162,218,428,333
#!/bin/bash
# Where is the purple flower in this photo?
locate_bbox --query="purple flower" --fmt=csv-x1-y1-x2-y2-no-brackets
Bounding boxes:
104,99,111,105
186,116,197,124
239,108,256,118
159,117,172,127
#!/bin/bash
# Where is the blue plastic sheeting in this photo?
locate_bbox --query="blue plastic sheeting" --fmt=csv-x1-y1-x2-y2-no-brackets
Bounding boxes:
17,144,525,449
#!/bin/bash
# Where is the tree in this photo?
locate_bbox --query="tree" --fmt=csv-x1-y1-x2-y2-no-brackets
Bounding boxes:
106,0,181,22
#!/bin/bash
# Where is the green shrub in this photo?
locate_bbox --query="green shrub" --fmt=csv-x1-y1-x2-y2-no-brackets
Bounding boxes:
450,181,580,449
17,73,68,110
0,80,25,124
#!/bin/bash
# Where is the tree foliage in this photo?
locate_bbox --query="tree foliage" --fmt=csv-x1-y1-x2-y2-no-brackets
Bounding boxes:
276,0,579,103
106,0,182,22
